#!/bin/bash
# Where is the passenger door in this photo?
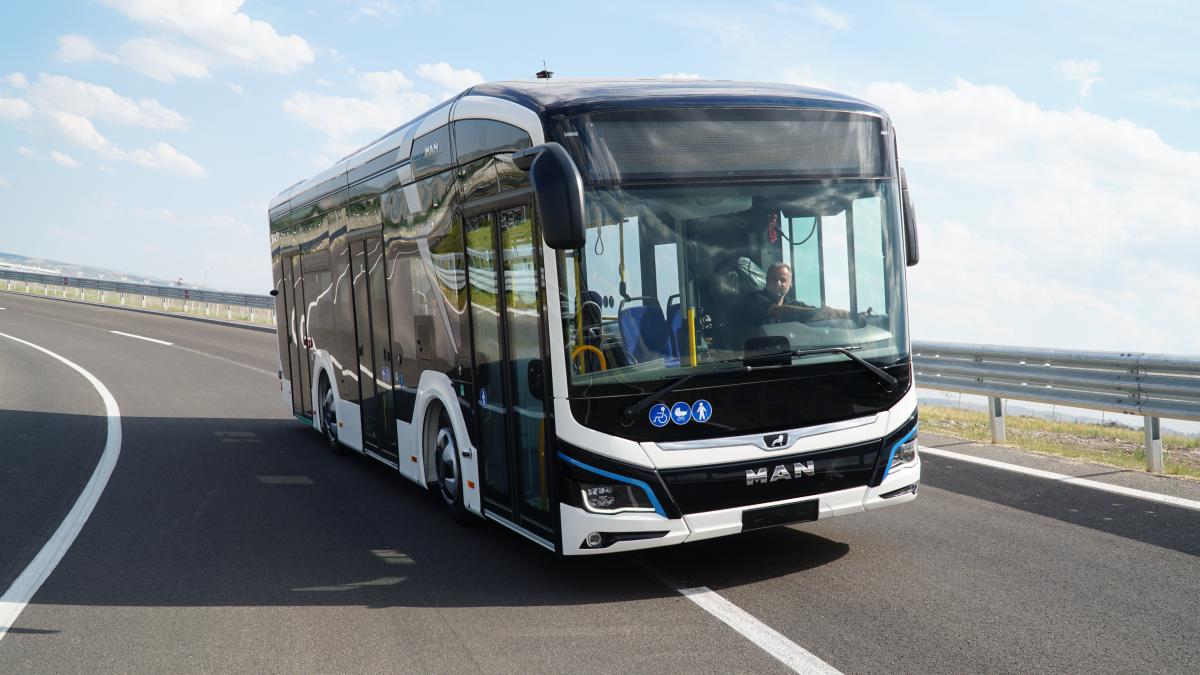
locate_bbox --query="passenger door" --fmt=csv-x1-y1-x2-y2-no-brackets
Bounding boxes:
464,199,552,536
351,235,398,460
282,252,312,418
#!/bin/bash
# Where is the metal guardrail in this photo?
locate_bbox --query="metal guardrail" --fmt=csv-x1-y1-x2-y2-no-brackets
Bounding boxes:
0,268,275,321
913,341,1200,472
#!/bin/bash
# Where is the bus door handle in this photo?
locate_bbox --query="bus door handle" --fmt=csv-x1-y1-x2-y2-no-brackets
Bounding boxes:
357,345,364,357
460,447,473,458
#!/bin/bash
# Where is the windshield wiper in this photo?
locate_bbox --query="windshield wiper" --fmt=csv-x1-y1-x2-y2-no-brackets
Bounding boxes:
745,347,898,391
614,348,753,422
618,349,897,426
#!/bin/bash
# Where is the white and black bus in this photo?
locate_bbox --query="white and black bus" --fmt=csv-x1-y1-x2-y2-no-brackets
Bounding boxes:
268,79,922,555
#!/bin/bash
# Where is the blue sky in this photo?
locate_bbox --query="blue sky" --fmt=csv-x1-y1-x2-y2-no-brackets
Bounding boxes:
1,0,1198,353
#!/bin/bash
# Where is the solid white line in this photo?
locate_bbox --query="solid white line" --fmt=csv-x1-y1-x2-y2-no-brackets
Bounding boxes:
922,447,1200,512
676,586,842,674
0,332,122,641
109,329,172,346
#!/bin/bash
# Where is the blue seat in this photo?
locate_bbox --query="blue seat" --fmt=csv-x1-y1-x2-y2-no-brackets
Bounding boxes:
618,301,671,363
665,301,683,359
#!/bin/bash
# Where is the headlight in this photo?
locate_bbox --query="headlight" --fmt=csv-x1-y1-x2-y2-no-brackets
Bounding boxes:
888,438,918,476
581,483,656,514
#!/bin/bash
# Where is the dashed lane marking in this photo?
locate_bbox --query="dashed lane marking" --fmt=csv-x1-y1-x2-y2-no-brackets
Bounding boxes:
0,332,122,642
109,330,173,346
922,446,1200,512
256,475,314,485
674,585,842,674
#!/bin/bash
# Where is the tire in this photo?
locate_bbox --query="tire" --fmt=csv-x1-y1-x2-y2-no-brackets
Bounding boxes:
431,406,471,525
318,376,345,454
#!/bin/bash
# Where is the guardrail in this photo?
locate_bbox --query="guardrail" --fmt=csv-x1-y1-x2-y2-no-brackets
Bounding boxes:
913,341,1200,472
0,268,275,324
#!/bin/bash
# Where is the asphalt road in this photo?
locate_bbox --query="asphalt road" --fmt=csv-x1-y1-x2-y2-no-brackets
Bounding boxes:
1,291,1197,674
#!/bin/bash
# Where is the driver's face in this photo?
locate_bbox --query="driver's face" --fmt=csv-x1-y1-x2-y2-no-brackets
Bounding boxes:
766,268,791,298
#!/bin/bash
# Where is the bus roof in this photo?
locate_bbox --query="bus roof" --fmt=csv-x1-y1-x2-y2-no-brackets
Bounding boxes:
269,79,886,216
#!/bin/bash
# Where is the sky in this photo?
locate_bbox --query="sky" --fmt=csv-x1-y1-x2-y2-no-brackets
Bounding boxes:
1,0,1198,355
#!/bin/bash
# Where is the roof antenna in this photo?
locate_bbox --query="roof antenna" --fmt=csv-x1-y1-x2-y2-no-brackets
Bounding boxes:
535,60,553,79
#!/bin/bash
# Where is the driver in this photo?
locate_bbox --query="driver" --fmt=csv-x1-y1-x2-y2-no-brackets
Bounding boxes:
748,262,862,324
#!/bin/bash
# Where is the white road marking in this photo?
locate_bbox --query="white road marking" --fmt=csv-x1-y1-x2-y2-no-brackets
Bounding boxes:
109,329,172,346
922,447,1200,512
675,585,842,674
0,332,122,642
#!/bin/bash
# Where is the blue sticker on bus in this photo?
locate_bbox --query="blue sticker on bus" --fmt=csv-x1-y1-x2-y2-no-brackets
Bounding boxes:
479,387,488,407
691,399,712,423
671,402,692,425
649,403,670,428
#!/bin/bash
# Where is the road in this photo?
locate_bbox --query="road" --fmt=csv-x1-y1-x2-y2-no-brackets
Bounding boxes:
1,291,1197,674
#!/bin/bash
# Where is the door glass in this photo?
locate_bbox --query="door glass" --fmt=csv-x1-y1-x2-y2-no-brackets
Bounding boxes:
291,255,312,416
500,205,549,520
352,240,380,449
282,257,300,414
368,238,397,457
465,212,510,507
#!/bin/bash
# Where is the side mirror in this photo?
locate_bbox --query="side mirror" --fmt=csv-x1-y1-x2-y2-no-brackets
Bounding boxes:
513,142,585,250
900,167,920,267
269,289,279,297
527,358,545,400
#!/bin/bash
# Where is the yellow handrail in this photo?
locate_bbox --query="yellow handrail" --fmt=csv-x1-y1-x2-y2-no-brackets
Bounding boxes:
570,345,608,371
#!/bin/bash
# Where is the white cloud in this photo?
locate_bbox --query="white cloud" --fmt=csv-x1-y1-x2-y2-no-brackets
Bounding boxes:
781,65,831,90
773,2,853,30
227,82,244,95
132,206,176,221
0,97,34,121
1132,84,1200,112
316,78,333,87
858,77,1200,352
3,72,28,88
118,38,211,82
0,176,10,188
660,72,702,80
100,0,315,74
50,150,80,168
55,34,120,64
98,163,116,174
28,74,188,129
415,62,484,94
349,0,402,20
49,110,204,176
284,69,435,162
17,146,36,159
1054,59,1103,97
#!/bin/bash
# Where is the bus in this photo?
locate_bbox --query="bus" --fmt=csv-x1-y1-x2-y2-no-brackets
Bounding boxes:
267,79,922,555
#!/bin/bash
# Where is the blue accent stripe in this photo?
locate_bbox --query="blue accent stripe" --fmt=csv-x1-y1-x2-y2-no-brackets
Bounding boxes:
882,425,919,480
558,453,667,517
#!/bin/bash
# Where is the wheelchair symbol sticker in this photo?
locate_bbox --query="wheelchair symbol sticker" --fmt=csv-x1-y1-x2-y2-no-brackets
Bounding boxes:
649,403,670,428
690,400,712,423
671,402,691,425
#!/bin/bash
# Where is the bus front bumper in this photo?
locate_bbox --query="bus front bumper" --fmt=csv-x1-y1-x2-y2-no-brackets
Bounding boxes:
559,457,920,555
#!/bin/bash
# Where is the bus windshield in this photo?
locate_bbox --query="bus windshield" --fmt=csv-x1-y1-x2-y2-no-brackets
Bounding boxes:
557,179,909,388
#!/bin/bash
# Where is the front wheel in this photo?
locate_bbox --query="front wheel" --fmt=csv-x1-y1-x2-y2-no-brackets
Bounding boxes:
431,407,471,524
319,378,345,454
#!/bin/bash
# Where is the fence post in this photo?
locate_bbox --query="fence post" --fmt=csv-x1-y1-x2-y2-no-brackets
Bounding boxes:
1144,416,1163,473
988,396,1006,444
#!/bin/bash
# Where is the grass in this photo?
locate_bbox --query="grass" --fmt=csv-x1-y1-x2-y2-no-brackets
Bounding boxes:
919,404,1200,479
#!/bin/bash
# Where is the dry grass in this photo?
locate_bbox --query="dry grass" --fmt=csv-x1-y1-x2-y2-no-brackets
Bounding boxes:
919,404,1200,479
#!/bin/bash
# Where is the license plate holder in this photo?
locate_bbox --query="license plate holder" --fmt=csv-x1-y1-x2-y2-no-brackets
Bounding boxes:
741,499,819,531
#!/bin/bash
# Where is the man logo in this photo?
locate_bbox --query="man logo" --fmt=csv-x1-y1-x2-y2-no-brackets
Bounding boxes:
746,461,815,485
764,433,788,448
